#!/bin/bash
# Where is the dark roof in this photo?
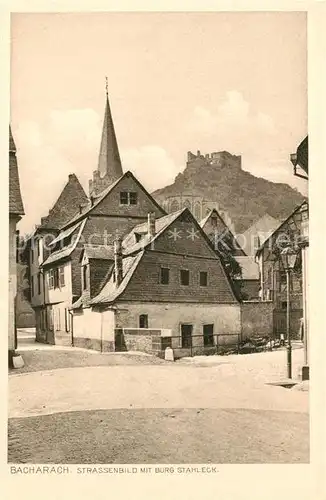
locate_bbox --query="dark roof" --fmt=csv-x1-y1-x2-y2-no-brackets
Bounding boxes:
62,170,166,230
41,219,86,267
200,208,246,256
97,95,123,183
82,244,115,261
90,207,240,305
9,126,24,216
296,136,308,174
40,173,88,230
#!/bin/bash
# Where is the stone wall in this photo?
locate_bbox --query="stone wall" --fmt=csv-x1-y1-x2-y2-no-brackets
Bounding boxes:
115,328,162,355
240,300,274,339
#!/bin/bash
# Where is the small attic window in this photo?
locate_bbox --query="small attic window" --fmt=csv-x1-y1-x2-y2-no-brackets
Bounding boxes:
135,233,142,243
120,191,138,205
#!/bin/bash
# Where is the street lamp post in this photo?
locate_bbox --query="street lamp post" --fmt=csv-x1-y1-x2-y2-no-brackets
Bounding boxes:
280,247,298,379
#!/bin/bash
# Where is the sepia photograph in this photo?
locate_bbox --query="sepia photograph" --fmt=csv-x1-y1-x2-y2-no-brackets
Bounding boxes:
8,11,310,466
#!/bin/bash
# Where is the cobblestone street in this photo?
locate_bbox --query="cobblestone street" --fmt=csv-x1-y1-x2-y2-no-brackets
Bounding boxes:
8,331,309,464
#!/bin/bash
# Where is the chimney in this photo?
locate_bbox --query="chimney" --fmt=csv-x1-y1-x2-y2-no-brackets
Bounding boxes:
197,150,201,157
114,237,123,287
148,212,156,238
79,204,83,214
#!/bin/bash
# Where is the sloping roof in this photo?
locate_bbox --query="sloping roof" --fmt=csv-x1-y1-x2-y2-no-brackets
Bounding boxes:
9,126,24,216
256,201,308,257
234,256,259,280
41,219,86,266
50,220,83,246
83,244,115,261
122,209,184,255
89,252,144,305
89,207,240,305
200,208,246,256
62,170,166,230
40,174,88,230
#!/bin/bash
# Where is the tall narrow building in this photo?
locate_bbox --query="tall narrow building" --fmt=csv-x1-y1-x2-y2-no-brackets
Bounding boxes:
9,125,25,365
89,91,123,197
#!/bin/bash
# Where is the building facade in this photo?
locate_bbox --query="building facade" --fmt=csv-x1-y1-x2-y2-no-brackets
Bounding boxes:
9,126,25,364
71,208,241,356
32,93,166,346
256,201,308,337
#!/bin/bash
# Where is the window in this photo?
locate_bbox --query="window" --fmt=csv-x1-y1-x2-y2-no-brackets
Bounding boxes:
31,275,35,297
120,192,129,204
53,268,59,288
83,265,88,290
181,324,193,348
253,235,260,250
139,314,148,329
203,324,214,347
48,270,54,289
200,271,208,287
59,266,65,287
180,269,190,286
160,267,170,285
37,273,42,295
120,191,138,205
129,192,138,205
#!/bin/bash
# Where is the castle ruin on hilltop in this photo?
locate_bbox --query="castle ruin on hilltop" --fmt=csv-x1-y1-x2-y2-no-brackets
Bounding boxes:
161,150,238,234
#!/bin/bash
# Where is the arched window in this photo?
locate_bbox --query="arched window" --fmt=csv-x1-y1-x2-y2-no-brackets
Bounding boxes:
194,202,201,220
182,199,191,210
170,199,180,212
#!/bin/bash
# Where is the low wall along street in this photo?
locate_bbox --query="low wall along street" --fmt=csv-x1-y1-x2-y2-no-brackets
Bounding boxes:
240,300,274,339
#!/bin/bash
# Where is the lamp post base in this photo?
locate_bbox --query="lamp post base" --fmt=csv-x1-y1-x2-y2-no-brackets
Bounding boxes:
301,365,309,381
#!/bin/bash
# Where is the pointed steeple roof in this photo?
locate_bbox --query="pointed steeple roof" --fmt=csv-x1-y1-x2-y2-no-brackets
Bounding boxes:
9,125,16,153
98,92,123,181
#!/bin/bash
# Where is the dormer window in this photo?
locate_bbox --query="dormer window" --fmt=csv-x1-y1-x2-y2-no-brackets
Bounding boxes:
120,191,138,206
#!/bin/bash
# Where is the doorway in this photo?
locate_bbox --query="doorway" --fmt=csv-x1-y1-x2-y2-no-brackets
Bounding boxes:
181,324,193,348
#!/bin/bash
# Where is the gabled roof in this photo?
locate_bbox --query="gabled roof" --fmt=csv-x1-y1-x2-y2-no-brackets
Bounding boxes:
9,126,24,216
40,173,88,230
62,170,166,230
41,219,86,267
256,201,308,257
200,208,246,256
88,207,240,305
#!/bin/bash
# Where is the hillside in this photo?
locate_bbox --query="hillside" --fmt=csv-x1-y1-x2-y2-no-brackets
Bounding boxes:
152,158,305,233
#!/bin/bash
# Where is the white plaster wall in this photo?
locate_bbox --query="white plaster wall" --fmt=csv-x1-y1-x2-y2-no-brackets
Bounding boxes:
102,310,115,343
73,308,103,340
9,218,17,350
116,302,241,336
47,262,72,306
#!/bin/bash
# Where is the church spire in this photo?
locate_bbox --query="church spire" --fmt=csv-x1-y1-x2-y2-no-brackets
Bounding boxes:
89,80,123,197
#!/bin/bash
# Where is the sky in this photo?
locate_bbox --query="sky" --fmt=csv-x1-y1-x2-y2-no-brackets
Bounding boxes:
10,12,308,234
